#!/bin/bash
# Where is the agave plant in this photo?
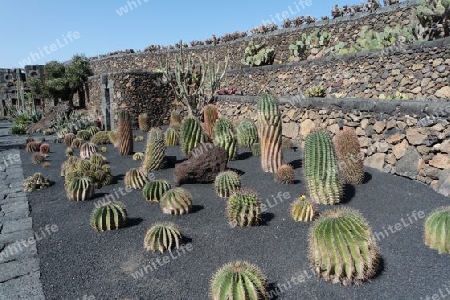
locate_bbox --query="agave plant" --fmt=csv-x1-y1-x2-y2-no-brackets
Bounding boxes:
90,201,127,231
144,222,182,253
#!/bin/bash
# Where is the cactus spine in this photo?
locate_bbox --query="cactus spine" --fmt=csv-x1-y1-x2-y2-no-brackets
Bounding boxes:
257,94,282,173
334,128,365,184
214,119,237,161
227,189,261,227
236,119,259,148
424,206,450,254
214,171,241,198
142,180,172,202
142,128,166,171
90,201,127,231
181,117,204,156
117,110,133,155
203,104,219,140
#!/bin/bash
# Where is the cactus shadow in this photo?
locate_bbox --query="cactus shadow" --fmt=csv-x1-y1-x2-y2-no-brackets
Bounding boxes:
227,167,245,176
127,217,143,228
181,236,193,244
92,192,109,200
260,212,275,226
111,174,125,184
374,256,385,278
237,152,252,160
190,205,204,214
363,172,372,184
266,282,280,299
341,184,356,204
288,159,302,169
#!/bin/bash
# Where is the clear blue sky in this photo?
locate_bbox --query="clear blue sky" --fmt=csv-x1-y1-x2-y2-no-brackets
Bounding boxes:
1,0,365,68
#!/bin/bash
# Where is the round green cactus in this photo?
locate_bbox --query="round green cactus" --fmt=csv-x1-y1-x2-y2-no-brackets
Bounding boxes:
424,206,450,254
236,119,258,148
334,128,365,184
70,138,84,149
181,117,204,156
76,130,92,141
210,261,267,300
227,189,261,227
142,128,166,171
214,171,241,198
251,143,261,156
89,153,106,166
90,201,127,231
214,119,237,161
87,125,100,137
165,125,180,147
64,133,76,147
124,168,148,189
142,180,172,202
66,177,95,201
275,164,295,184
160,188,192,215
132,152,145,161
144,222,182,253
290,195,317,222
308,207,380,285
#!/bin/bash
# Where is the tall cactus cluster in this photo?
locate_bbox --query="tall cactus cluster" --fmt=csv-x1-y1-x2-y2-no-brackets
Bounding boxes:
424,206,450,254
227,189,261,227
117,110,133,155
90,201,127,231
203,104,219,140
304,130,342,205
138,113,150,132
214,119,237,161
236,119,258,148
334,128,365,184
181,117,204,156
142,128,166,172
308,207,380,285
257,94,282,173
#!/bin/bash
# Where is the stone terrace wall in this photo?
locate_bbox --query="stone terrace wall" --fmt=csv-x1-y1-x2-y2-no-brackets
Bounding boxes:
88,1,420,75
215,95,450,197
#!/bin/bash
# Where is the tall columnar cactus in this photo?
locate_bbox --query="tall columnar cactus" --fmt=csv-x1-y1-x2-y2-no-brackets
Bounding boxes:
304,130,343,205
275,164,295,184
138,113,150,132
160,188,192,215
227,189,261,227
181,117,204,156
210,261,268,300
424,206,450,254
203,104,219,140
66,177,95,201
80,142,98,159
124,168,148,189
257,94,282,173
308,207,380,285
165,125,180,146
214,119,237,161
290,195,317,222
334,128,365,184
236,119,258,148
214,171,241,198
142,128,166,171
117,110,133,155
142,180,172,202
144,222,181,253
90,201,127,231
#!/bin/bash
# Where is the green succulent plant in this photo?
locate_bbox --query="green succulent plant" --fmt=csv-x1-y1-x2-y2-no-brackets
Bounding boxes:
132,152,145,161
142,180,172,202
236,119,258,148
241,41,275,67
31,153,46,165
70,138,83,149
334,128,364,185
87,125,100,137
165,125,181,146
214,119,237,161
66,177,95,201
214,171,241,198
23,173,52,192
160,188,192,215
138,113,150,132
424,206,450,254
89,153,106,166
251,143,261,156
117,110,133,155
144,222,182,253
90,201,127,231
227,189,261,227
90,131,112,145
304,85,326,98
124,168,148,189
290,195,317,222
142,128,166,171
181,117,204,156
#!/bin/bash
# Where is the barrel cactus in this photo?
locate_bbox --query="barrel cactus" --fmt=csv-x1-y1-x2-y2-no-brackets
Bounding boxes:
124,168,148,189
275,164,295,184
142,127,166,171
203,104,219,140
31,153,46,165
66,177,95,201
108,131,118,147
25,141,41,152
90,201,127,231
80,142,98,159
424,206,450,254
214,119,237,161
142,180,172,202
210,261,267,300
117,110,133,155
39,143,50,154
70,138,83,149
334,128,365,184
76,130,92,141
144,222,181,253
236,119,258,148
138,112,150,132
89,153,106,166
132,152,145,161
308,207,380,285
90,131,111,145
181,117,204,156
63,133,76,147
214,171,241,198
87,125,100,137
165,125,180,146
160,188,192,215
227,189,261,227
304,130,343,205
251,143,261,156
257,94,282,173
290,195,317,222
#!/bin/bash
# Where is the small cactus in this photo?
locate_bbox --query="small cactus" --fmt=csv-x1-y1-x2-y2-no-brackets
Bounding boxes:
424,206,450,254
144,222,181,253
80,142,98,159
65,147,74,157
117,110,133,155
124,168,148,189
90,131,112,145
87,125,100,137
214,119,237,161
214,171,241,198
25,137,34,144
142,180,172,202
227,189,261,227
132,152,145,161
203,104,219,140
251,143,261,156
66,177,95,201
290,195,317,222
25,141,41,152
160,188,192,215
334,128,364,184
165,125,180,146
275,164,295,184
23,173,52,192
76,129,92,141
236,119,258,148
70,138,83,149
39,143,50,154
91,201,127,231
181,117,204,156
134,135,144,142
210,261,268,300
142,128,166,171
64,133,76,147
101,147,107,153
89,153,106,166
31,153,46,165
138,113,150,132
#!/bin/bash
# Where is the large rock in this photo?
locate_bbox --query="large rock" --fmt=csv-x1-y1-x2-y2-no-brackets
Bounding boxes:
396,147,421,179
300,119,315,138
436,169,450,197
406,128,428,145
364,153,385,171
392,139,409,159
174,143,227,186
435,86,450,99
428,153,450,169
282,122,299,139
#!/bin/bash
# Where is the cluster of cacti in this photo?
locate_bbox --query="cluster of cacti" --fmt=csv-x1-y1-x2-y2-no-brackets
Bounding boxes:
23,173,52,192
289,29,335,61
160,188,192,215
90,201,127,231
227,189,261,227
165,125,180,146
144,222,181,253
89,153,106,166
308,207,380,285
304,85,326,98
64,133,76,147
134,135,144,142
66,176,95,201
142,180,172,202
132,152,145,161
57,128,70,139
424,206,450,254
61,156,79,176
412,0,450,41
117,110,133,155
304,130,342,205
275,164,295,184
80,142,98,159
210,261,267,300
65,147,74,157
25,141,41,152
76,130,92,141
236,119,258,148
257,94,282,173
251,143,261,156
39,143,50,154
124,168,148,189
379,91,409,100
142,128,166,171
214,119,237,161
241,41,275,66
181,117,204,156
290,195,317,222
169,110,182,126
334,128,365,184
90,131,112,145
31,153,46,165
214,171,241,198
138,113,150,132
203,104,219,140
70,138,84,149
87,125,100,137
108,131,118,146
61,156,112,188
